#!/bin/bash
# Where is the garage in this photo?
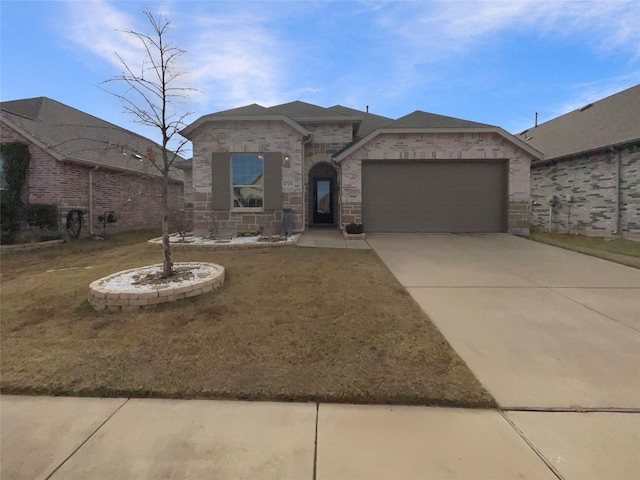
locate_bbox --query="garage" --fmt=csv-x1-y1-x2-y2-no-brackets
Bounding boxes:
361,160,508,233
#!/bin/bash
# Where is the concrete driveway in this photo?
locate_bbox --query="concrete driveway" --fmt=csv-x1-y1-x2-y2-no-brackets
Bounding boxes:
367,233,640,478
367,233,640,409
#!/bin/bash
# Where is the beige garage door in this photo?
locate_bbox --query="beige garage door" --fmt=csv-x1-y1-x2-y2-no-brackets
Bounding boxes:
361,160,508,233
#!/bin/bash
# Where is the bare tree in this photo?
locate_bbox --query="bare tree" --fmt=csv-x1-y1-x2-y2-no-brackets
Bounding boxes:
103,8,193,278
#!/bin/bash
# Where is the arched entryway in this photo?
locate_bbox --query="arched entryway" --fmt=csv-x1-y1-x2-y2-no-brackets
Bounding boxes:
308,162,338,226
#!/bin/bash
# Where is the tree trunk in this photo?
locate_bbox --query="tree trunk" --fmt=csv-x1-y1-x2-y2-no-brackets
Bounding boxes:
161,172,172,278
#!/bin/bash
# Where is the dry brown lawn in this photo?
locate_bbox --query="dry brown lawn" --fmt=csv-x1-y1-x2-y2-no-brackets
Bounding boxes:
530,231,640,268
1,230,494,407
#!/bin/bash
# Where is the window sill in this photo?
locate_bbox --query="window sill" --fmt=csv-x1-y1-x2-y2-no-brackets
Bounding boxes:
231,208,264,213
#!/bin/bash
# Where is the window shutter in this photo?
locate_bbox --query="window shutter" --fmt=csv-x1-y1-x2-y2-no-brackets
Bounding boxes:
263,152,282,210
211,152,230,210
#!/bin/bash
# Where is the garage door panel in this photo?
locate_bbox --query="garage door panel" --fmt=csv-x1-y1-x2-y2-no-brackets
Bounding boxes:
362,161,507,233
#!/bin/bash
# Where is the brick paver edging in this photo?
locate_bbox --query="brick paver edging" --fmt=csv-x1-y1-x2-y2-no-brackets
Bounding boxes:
88,262,225,312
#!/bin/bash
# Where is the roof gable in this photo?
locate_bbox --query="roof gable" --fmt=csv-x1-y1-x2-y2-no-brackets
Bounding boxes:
517,84,640,159
181,100,361,138
333,109,540,162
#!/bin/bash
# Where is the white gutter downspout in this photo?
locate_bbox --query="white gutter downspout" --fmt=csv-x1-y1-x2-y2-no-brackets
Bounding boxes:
89,166,98,235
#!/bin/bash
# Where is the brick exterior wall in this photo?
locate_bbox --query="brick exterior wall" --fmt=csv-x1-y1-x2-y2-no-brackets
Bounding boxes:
531,143,640,240
189,120,353,235
338,132,534,234
1,122,182,236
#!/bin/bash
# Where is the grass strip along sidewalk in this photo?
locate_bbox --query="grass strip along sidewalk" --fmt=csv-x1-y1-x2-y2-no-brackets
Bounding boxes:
1,230,494,408
530,231,640,269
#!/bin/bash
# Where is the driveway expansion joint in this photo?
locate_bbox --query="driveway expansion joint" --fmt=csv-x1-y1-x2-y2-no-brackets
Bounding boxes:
44,398,130,480
498,410,565,480
500,406,640,413
313,402,319,480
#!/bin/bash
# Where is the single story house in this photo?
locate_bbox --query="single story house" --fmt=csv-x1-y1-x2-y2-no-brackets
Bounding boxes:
1,97,185,237
517,84,640,240
180,101,540,236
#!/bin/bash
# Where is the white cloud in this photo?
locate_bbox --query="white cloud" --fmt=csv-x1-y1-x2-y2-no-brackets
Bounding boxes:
184,12,289,110
60,0,142,69
59,0,639,124
61,1,301,113
381,0,640,56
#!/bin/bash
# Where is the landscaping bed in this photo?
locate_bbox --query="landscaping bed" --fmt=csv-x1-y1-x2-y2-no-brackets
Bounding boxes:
1,230,494,407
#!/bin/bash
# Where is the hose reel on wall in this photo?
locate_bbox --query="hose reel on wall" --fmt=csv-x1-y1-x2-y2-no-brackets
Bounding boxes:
98,210,117,236
66,209,83,239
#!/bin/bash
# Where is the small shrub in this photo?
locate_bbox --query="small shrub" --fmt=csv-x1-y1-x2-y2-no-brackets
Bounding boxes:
14,228,62,244
345,223,364,234
25,204,58,230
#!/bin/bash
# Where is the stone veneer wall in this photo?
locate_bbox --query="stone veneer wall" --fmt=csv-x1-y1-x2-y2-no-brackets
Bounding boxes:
531,144,640,240
338,132,534,234
190,120,304,236
190,120,354,234
303,123,353,226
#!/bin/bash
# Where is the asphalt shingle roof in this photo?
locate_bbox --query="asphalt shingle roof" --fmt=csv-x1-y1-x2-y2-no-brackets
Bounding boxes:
516,84,640,159
1,97,185,177
329,105,393,139
387,110,496,129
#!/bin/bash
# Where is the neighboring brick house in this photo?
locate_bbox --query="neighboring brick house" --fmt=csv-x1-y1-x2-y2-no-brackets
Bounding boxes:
180,101,540,236
0,97,185,237
518,85,640,240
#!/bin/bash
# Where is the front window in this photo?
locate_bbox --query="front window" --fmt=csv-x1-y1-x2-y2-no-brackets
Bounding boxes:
231,153,264,209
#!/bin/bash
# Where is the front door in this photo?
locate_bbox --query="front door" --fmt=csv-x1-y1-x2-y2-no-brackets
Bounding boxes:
313,177,334,224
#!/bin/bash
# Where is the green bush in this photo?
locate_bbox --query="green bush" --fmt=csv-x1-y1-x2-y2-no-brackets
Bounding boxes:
345,223,364,234
1,142,31,244
25,204,58,230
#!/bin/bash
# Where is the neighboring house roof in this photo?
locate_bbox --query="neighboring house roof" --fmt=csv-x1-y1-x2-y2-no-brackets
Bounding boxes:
517,84,640,161
333,110,542,162
0,96,185,179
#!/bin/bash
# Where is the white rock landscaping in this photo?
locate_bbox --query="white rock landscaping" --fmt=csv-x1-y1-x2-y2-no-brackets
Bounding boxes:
147,233,299,250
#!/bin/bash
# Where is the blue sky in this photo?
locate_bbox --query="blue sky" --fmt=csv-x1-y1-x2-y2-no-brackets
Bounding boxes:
1,0,639,151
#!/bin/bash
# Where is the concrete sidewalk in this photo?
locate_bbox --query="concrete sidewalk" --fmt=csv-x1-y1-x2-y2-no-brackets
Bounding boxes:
8,395,637,480
3,395,638,479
